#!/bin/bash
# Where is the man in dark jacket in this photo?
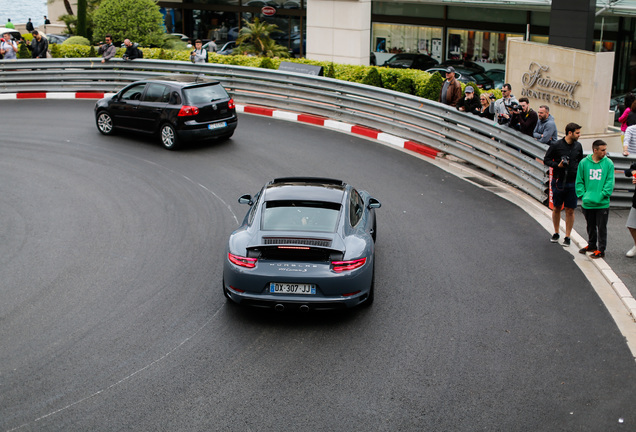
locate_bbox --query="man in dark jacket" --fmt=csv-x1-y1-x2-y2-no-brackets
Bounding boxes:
439,66,461,107
543,122,584,247
122,39,142,60
456,86,480,114
28,31,48,59
510,97,538,137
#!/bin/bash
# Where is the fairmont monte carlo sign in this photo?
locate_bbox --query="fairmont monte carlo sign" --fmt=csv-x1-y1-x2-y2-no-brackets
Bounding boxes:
520,62,581,110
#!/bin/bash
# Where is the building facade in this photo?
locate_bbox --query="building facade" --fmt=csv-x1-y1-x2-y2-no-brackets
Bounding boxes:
47,0,636,94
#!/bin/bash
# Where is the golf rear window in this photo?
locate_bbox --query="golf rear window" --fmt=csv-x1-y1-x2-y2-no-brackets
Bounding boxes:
183,84,229,105
262,201,341,232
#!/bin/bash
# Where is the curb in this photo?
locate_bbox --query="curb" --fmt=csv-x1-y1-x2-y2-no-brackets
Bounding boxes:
236,105,440,160
8,92,636,324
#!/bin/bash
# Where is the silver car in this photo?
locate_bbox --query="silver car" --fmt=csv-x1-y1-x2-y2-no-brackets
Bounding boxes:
223,177,381,311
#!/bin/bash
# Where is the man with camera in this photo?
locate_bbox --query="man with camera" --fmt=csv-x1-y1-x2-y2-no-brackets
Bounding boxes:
98,35,116,63
576,140,615,259
509,97,538,137
543,122,584,247
489,83,518,125
190,39,208,64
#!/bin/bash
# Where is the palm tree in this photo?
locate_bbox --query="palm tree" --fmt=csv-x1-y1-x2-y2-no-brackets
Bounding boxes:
235,18,290,58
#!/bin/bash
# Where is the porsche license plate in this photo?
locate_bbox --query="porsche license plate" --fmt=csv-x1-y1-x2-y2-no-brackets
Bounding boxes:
208,122,227,130
270,283,316,295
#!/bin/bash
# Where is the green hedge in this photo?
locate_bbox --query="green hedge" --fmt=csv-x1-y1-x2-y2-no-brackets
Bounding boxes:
51,44,503,102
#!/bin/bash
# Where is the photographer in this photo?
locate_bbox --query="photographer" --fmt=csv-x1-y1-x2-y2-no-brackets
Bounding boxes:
509,97,538,137
97,35,116,63
489,83,518,126
0,33,18,60
190,39,207,64
543,122,584,247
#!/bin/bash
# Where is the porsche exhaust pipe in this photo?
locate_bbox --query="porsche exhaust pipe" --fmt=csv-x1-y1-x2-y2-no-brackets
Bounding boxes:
299,305,309,313
274,304,285,312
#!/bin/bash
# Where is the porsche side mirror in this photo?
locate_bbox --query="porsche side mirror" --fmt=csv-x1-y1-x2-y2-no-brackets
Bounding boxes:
368,197,381,209
238,194,253,205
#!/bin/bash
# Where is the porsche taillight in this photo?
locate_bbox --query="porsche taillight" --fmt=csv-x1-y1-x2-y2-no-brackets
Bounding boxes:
228,253,257,268
331,257,367,273
178,105,199,116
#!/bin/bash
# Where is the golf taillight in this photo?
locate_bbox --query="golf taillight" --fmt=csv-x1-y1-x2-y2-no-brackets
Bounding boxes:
178,105,199,116
228,253,257,268
331,257,367,273
228,98,235,109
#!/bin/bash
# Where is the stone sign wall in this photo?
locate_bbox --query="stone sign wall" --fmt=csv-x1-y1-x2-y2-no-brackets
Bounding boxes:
506,38,614,138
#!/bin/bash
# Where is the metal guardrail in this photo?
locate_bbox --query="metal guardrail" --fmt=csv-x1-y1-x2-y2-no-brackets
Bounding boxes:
2,58,635,207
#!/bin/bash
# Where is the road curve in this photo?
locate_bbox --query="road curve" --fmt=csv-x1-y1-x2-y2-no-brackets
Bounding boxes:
1,100,635,431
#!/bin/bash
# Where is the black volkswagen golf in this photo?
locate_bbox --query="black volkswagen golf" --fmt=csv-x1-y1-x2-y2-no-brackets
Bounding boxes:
94,77,238,150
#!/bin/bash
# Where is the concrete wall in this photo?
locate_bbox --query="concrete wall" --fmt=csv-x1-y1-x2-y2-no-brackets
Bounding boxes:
306,0,371,65
506,38,620,152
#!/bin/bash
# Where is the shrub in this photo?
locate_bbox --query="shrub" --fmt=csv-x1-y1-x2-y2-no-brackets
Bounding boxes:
419,71,443,100
324,63,335,78
50,43,61,58
63,36,91,46
394,76,415,95
93,0,164,47
17,42,30,59
259,57,276,69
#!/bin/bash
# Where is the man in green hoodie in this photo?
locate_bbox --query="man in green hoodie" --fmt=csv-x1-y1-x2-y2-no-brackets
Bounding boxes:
575,140,615,259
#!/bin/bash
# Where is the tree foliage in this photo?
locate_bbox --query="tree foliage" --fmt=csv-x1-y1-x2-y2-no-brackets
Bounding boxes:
93,0,164,46
235,18,289,58
59,0,100,41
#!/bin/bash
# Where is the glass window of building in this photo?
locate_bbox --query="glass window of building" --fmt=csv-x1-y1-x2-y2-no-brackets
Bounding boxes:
447,29,522,64
372,23,443,66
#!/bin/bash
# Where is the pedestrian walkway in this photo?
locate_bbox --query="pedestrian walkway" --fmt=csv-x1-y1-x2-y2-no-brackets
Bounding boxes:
573,207,635,295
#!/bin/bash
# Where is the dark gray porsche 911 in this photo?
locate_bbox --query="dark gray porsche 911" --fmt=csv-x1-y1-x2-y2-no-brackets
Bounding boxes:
223,177,381,311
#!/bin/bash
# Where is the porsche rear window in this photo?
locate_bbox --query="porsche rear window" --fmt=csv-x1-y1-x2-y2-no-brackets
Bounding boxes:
183,84,229,105
262,201,341,232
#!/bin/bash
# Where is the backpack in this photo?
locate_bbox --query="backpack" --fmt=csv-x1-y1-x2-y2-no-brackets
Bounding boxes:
136,47,143,59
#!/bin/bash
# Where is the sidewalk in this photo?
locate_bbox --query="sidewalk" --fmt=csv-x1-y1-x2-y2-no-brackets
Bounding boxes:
573,208,635,295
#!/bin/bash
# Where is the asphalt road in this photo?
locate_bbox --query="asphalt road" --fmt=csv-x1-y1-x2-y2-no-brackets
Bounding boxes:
1,100,635,431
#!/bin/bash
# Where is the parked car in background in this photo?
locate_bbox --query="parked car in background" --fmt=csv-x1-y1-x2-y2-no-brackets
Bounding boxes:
216,41,236,55
441,60,486,73
44,34,69,44
168,33,191,42
0,27,21,42
382,53,439,71
425,67,495,90
484,69,505,89
223,177,381,311
94,77,237,150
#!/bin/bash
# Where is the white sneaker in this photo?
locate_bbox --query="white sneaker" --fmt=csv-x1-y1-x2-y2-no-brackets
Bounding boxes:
627,246,636,258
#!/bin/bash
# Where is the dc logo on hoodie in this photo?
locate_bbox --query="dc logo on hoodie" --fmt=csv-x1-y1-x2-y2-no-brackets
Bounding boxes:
589,169,602,180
